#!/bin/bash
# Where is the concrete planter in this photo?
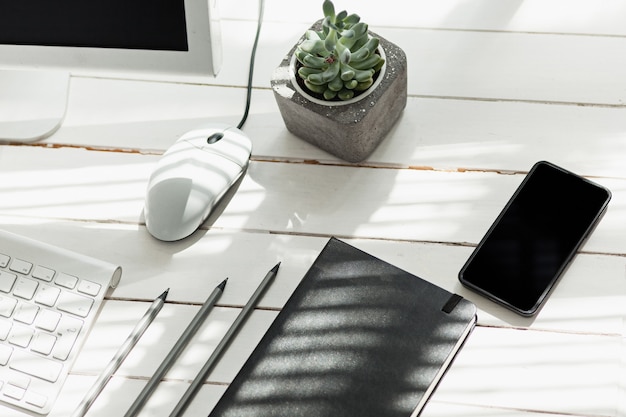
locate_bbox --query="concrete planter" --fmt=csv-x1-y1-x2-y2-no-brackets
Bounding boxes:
271,22,408,163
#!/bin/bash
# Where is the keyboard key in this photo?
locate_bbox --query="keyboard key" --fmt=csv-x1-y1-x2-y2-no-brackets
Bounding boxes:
14,302,40,325
8,373,30,390
51,315,83,361
35,285,61,307
8,325,34,348
3,384,25,400
0,295,17,318
57,291,93,318
0,253,9,268
78,280,101,297
0,319,12,340
34,309,61,332
0,344,12,365
32,265,55,282
9,259,32,275
25,391,48,409
0,271,17,293
13,278,39,300
9,350,63,383
31,333,57,356
55,273,78,289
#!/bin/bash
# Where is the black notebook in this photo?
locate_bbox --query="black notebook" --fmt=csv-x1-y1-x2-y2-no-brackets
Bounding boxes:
208,238,476,417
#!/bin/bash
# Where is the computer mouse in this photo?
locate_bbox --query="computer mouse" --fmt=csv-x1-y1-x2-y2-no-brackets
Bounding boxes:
144,123,252,241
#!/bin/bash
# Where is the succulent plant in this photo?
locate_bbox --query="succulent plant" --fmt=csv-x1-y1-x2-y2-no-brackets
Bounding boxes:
295,0,385,101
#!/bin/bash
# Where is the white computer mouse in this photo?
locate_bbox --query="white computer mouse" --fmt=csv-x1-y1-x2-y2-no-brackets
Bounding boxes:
144,123,252,241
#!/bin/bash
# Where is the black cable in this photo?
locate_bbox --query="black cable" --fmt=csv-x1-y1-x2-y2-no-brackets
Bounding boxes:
236,0,265,129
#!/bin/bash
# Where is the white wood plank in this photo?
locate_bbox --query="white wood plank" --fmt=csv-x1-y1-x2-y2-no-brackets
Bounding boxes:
46,376,586,417
51,78,271,151
432,326,621,417
47,19,626,112
1,147,624,255
34,374,601,417
55,78,252,150
78,377,227,417
422,402,583,417
217,162,625,255
0,146,155,222
0,374,228,417
73,301,278,384
0,218,624,335
48,78,626,178
213,19,626,105
200,19,626,105
221,0,626,37
72,304,622,417
67,302,622,416
391,28,626,105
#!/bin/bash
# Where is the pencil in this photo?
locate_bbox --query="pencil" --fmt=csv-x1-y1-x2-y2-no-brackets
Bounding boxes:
168,262,280,417
72,289,169,417
124,278,227,417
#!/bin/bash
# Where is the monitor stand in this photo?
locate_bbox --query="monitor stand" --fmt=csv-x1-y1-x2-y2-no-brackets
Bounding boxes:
0,69,70,143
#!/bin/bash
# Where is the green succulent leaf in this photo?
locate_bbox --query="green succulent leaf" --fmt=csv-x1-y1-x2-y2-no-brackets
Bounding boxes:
355,79,374,91
338,89,355,100
294,49,311,65
303,54,328,68
304,80,327,94
298,66,323,79
350,34,369,52
328,74,344,91
350,55,382,70
340,63,355,81
323,88,338,100
341,29,355,39
352,37,379,61
344,79,358,89
340,49,351,65
373,58,385,72
344,13,360,25
351,46,370,62
299,39,328,55
307,60,340,85
324,29,338,53
354,68,375,82
322,0,335,19
350,22,368,39
305,30,321,41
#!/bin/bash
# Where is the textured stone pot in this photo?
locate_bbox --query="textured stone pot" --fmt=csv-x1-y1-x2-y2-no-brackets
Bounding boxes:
271,23,408,163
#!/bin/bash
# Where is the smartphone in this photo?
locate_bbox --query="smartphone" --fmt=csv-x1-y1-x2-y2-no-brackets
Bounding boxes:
458,161,611,316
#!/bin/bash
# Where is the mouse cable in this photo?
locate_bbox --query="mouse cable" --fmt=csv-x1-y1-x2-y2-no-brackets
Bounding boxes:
236,0,266,130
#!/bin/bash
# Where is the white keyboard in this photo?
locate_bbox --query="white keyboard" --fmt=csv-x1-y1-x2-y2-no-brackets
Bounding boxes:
0,229,122,415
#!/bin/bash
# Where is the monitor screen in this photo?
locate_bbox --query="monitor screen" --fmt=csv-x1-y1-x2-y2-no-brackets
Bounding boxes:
0,1,190,51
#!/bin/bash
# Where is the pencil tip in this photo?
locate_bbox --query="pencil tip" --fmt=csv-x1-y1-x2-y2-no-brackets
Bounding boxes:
159,288,169,300
271,262,281,273
218,278,228,291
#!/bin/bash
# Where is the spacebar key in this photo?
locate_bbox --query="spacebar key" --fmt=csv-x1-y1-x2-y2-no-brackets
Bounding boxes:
10,350,63,382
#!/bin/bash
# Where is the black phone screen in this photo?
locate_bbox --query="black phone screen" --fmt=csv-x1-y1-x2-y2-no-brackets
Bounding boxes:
459,161,611,316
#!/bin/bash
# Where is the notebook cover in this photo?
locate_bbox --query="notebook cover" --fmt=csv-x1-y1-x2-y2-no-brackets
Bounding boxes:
208,237,476,417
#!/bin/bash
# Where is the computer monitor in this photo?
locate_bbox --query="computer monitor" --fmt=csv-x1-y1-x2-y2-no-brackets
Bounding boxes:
0,0,222,142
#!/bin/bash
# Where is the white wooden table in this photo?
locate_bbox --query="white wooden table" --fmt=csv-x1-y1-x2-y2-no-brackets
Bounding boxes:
1,1,625,416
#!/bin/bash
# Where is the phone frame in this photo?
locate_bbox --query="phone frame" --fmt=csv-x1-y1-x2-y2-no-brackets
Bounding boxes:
458,161,611,316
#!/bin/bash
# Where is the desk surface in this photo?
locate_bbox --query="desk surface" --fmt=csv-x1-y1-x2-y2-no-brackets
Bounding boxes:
2,1,626,416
